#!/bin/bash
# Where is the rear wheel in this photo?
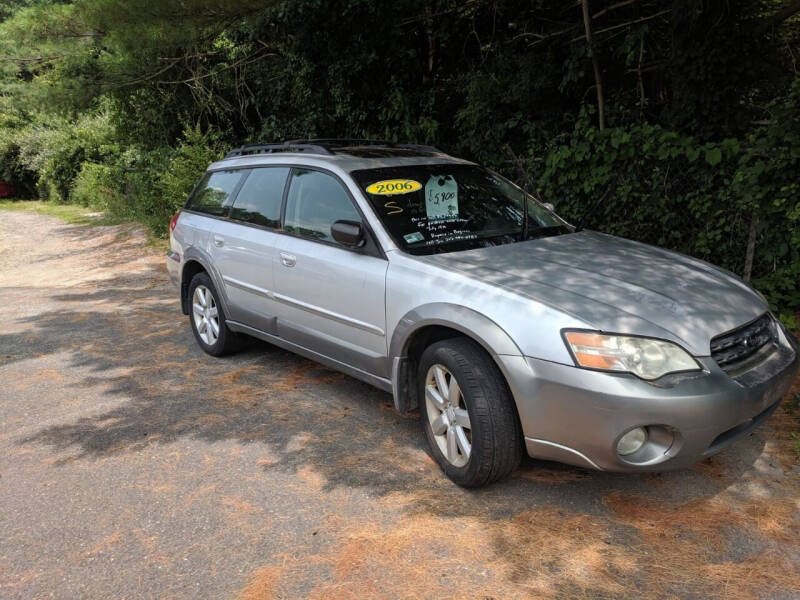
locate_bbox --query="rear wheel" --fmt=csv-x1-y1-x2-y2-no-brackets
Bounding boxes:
188,272,241,356
419,338,522,487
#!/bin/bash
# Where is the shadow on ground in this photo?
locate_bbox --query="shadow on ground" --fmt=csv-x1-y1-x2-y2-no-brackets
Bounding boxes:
5,222,798,599
7,269,760,504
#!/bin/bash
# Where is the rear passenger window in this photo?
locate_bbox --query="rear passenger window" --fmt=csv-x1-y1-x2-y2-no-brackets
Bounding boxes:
229,167,289,228
284,169,360,243
187,170,242,216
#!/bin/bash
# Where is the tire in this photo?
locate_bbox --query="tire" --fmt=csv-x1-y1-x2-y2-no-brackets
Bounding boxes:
418,337,523,487
188,272,241,357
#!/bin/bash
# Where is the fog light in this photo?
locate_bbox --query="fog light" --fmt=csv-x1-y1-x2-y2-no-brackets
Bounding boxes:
617,427,647,456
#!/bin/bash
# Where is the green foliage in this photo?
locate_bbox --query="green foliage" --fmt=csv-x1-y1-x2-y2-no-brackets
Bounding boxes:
537,90,800,322
110,126,226,236
72,125,225,236
115,147,170,231
539,119,742,264
8,110,117,203
731,90,800,324
162,125,226,217
71,162,121,210
0,0,798,318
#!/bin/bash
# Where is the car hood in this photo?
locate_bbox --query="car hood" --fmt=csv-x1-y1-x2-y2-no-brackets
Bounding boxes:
419,231,768,356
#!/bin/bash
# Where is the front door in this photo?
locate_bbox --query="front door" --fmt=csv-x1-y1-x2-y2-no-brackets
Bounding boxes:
272,168,388,377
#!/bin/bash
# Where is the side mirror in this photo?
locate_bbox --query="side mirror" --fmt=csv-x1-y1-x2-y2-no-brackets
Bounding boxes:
331,220,365,247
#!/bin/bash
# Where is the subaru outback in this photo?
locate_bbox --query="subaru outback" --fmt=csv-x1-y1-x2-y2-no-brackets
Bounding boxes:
167,139,798,487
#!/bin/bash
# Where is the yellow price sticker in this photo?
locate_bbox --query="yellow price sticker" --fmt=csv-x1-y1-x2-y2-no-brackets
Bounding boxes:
365,179,422,195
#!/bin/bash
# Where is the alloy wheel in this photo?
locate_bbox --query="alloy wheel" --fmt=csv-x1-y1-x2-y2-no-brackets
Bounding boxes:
424,364,472,467
192,285,220,346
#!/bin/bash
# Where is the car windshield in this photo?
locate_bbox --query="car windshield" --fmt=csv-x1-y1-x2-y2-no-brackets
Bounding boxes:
351,164,571,255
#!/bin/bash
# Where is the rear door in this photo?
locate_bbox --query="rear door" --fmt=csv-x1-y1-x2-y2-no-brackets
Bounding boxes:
182,167,244,269
272,168,389,377
209,166,290,334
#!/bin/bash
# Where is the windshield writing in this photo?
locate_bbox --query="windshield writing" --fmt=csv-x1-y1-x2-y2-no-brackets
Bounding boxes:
351,164,570,255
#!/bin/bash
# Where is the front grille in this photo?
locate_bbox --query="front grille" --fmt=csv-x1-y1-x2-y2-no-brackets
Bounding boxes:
710,313,777,373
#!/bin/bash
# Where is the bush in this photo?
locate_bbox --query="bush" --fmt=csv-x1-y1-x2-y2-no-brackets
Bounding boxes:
69,125,226,237
162,124,226,212
730,91,800,325
118,146,170,233
536,102,800,324
71,162,122,210
12,110,118,204
0,111,37,196
22,121,224,236
118,125,225,237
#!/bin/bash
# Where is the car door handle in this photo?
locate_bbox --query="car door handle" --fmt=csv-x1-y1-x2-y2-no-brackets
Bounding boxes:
213,235,225,247
280,252,296,268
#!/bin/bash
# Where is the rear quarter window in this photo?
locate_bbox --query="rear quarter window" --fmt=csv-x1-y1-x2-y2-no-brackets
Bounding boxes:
186,170,243,216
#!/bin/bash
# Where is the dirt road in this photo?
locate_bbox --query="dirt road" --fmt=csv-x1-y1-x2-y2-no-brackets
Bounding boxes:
1,210,799,599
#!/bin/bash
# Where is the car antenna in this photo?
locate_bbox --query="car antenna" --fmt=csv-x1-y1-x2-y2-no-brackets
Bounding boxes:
505,145,543,241
575,164,626,232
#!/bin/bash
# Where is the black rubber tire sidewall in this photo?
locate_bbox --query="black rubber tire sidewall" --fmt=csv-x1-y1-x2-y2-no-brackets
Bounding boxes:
418,338,522,487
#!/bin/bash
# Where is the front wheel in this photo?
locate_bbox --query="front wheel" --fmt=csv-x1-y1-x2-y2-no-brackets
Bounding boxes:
419,338,523,487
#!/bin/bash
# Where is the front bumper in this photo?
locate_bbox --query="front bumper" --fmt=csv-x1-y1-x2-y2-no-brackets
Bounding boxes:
500,327,798,471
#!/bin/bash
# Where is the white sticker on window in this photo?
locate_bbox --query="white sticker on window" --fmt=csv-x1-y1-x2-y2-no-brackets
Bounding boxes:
425,175,459,220
403,231,425,244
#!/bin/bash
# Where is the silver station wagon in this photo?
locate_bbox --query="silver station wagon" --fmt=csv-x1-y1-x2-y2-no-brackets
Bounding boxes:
167,139,798,487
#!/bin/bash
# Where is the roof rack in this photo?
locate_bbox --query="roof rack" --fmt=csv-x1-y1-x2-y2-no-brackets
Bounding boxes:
289,138,445,154
285,138,387,147
225,142,333,158
224,138,445,159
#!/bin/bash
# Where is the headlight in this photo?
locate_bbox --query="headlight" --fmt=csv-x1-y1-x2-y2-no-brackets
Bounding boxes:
563,331,701,380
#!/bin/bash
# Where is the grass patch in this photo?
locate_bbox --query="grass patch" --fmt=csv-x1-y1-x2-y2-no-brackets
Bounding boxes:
0,199,125,226
0,198,167,250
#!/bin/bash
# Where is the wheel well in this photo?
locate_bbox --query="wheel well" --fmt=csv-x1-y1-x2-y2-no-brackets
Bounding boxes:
406,325,464,366
180,260,206,315
398,324,523,450
398,325,482,412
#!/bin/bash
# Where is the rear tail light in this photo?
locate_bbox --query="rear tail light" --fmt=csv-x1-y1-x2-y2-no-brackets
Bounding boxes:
169,210,181,233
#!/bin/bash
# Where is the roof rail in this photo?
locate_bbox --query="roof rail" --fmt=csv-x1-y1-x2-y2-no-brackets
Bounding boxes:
225,141,334,159
288,138,446,154
285,138,389,147
224,139,446,159
394,143,445,154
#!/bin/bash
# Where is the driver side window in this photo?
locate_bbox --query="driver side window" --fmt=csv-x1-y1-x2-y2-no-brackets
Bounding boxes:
284,169,361,243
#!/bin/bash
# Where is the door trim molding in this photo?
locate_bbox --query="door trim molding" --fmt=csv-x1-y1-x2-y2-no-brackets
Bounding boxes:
273,292,385,336
223,275,274,300
223,275,385,336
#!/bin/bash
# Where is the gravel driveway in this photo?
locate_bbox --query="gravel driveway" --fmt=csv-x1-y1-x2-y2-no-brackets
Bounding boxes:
1,210,798,599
